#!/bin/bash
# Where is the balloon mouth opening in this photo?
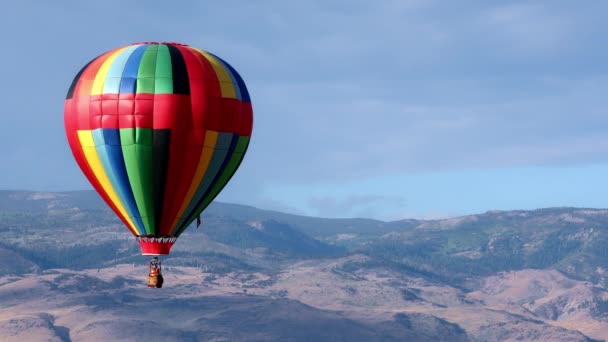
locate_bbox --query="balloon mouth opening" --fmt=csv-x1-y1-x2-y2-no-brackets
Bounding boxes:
137,236,177,255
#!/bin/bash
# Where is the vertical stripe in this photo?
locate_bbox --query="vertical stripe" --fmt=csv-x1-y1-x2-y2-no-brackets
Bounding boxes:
92,129,145,234
167,45,190,95
152,130,171,234
136,45,158,94
119,44,148,94
77,130,138,234
155,44,173,94
91,47,130,95
103,45,140,94
208,52,241,100
169,131,218,231
211,53,251,103
120,128,155,235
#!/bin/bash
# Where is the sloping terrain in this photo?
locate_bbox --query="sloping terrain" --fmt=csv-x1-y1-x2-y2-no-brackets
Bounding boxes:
0,269,469,342
1,191,608,340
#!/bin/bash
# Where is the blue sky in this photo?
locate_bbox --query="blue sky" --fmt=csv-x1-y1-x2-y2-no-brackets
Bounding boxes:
1,1,607,220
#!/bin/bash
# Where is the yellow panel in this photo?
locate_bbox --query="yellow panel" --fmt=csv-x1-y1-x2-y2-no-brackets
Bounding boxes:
77,79,95,96
77,130,138,234
169,130,219,234
203,130,219,148
193,48,237,99
90,47,130,95
78,130,96,147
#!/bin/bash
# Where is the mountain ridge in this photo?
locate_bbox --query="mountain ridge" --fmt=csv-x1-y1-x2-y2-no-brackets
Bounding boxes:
1,190,608,341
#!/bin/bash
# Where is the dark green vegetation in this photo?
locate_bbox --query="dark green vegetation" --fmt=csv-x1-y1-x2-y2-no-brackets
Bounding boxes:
1,191,608,289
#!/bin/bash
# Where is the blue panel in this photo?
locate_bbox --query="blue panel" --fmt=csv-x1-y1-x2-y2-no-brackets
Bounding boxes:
103,45,140,94
93,128,146,234
102,127,121,145
119,77,137,94
103,78,122,94
120,44,148,94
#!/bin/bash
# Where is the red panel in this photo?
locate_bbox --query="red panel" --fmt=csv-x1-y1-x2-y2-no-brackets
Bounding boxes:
152,94,180,129
101,98,119,115
118,115,135,128
89,97,102,117
90,114,102,129
134,96,154,116
189,80,208,145
219,98,241,133
205,96,222,132
238,102,253,136
118,98,134,115
134,114,153,128
135,93,155,101
101,114,119,129
74,96,92,130
119,93,135,100
190,129,206,145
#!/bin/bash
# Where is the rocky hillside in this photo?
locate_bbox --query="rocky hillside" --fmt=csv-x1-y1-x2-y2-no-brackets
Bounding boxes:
1,191,608,341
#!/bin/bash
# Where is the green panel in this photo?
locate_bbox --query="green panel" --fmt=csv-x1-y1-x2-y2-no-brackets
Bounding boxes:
120,128,155,235
120,127,136,145
136,126,152,144
234,136,250,153
154,44,173,94
136,45,158,94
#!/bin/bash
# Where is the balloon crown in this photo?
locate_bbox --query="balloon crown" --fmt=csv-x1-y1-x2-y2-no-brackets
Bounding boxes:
130,41,188,46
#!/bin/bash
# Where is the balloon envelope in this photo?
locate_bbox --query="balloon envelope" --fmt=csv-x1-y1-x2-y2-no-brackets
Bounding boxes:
64,42,253,255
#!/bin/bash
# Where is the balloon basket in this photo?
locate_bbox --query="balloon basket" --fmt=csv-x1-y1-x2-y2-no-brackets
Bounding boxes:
147,257,164,288
147,273,164,288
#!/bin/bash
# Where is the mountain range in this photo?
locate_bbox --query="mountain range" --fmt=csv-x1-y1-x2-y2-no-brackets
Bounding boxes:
1,190,608,341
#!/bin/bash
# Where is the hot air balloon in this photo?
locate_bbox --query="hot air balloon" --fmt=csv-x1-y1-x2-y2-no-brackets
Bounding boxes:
64,42,253,287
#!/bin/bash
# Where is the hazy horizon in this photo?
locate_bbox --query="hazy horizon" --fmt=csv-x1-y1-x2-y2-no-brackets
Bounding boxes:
2,188,606,222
